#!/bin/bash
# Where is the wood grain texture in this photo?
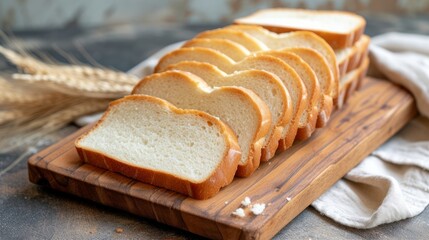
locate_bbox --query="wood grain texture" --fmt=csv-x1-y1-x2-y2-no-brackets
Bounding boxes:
28,78,416,240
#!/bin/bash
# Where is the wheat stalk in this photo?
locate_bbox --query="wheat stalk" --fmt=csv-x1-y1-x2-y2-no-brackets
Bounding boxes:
0,76,64,106
0,43,135,153
12,73,133,98
0,98,108,153
0,45,139,84
0,110,24,125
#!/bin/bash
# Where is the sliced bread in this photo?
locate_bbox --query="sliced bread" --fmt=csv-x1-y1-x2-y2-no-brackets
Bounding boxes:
284,48,334,128
338,57,369,105
132,70,271,177
75,95,241,199
180,38,319,140
225,24,339,105
166,61,292,160
257,50,320,140
234,8,366,49
154,47,308,151
336,35,371,77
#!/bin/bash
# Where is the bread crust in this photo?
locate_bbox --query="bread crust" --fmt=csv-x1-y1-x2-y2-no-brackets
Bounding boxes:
337,35,371,78
234,8,366,49
133,70,272,177
195,28,268,52
339,57,369,106
75,95,241,199
183,38,250,61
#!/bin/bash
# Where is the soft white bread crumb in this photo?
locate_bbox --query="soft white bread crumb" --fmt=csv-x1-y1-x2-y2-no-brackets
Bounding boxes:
232,208,246,217
250,203,266,215
241,197,251,207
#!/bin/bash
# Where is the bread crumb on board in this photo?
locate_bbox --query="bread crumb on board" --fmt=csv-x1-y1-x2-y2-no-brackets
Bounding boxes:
232,196,268,217
241,197,251,207
115,227,124,233
250,203,266,215
232,208,246,217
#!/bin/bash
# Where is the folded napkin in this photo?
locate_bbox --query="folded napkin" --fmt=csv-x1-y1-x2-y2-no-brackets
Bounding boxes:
75,32,429,229
311,33,429,228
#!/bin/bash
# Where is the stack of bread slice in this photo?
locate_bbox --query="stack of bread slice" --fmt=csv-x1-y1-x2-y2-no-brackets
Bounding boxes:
235,8,370,107
76,9,370,199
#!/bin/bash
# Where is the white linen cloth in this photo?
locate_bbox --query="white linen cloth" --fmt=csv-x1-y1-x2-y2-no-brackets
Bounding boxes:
311,32,429,228
75,32,429,229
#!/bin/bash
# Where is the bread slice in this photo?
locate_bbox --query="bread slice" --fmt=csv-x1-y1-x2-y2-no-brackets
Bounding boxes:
132,70,271,177
284,48,334,128
166,61,292,160
234,8,366,49
338,57,369,105
194,28,269,52
225,24,339,105
75,95,241,199
336,35,371,78
154,47,307,151
183,38,250,61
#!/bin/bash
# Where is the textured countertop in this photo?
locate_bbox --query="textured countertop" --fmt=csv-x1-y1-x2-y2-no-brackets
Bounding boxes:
1,13,429,240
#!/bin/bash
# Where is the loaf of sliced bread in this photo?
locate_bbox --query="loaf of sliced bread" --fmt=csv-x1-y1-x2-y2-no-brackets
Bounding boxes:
166,61,292,160
182,38,319,140
132,70,271,177
284,48,334,128
234,8,366,49
75,95,241,199
154,47,307,151
225,24,339,105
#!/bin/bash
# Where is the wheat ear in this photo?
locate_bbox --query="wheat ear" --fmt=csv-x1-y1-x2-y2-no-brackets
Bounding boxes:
0,45,139,84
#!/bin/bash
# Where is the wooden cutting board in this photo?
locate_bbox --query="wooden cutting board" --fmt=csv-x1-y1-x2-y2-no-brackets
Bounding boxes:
28,78,416,240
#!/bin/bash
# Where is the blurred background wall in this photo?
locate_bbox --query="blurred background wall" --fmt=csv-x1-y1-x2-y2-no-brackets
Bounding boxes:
1,0,429,30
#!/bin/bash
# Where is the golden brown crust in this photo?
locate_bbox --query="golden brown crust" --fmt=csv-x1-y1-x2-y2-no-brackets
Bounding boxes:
195,28,268,52
154,47,235,73
234,8,366,49
316,95,333,128
338,35,371,78
133,70,272,177
296,105,318,140
339,57,369,106
182,38,250,61
75,95,241,199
